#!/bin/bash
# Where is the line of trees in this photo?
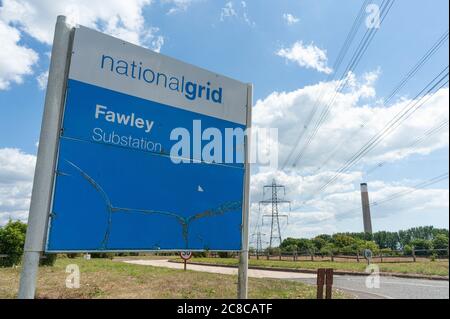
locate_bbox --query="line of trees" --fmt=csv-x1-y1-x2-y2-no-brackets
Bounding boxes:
275,226,449,256
1,221,449,267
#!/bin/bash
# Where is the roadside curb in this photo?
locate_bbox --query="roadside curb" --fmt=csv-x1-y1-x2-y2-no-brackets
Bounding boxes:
168,260,449,281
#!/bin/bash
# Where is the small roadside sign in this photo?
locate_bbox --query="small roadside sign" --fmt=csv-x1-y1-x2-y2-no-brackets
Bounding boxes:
180,251,193,260
364,249,372,264
180,251,192,271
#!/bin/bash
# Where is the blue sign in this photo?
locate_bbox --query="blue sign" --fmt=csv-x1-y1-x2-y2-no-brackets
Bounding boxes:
45,26,250,252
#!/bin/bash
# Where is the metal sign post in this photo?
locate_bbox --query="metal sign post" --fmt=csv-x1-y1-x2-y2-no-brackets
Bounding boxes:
237,84,252,299
180,251,193,271
18,16,73,299
364,249,373,265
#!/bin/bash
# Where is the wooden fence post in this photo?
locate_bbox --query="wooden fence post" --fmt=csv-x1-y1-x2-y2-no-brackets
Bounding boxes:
412,246,416,262
325,268,334,299
316,268,325,299
317,268,333,299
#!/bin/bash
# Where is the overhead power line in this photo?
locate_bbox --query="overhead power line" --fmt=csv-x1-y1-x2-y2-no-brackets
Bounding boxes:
288,0,396,169
314,30,449,176
383,30,449,106
366,119,449,175
281,0,371,169
371,172,449,207
313,66,449,195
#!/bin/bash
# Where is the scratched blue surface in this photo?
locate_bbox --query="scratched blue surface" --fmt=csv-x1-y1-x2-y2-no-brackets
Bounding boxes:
46,79,245,251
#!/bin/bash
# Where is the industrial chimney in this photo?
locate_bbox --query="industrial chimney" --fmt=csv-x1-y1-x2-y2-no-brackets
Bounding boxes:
360,183,373,234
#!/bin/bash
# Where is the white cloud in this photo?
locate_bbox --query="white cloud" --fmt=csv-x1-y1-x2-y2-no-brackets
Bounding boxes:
277,41,333,74
0,20,38,90
0,0,158,47
0,0,163,89
36,71,48,90
0,148,36,226
220,1,237,21
162,0,201,15
254,71,448,171
283,13,299,25
220,1,254,27
249,71,449,240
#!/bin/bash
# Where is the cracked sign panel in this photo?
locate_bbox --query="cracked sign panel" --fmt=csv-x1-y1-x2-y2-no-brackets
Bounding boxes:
45,26,250,252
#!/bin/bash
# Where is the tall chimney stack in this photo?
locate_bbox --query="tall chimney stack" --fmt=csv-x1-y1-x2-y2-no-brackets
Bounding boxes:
360,183,373,234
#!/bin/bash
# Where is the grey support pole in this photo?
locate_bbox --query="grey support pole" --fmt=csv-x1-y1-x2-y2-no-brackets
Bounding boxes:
237,84,253,299
18,16,73,299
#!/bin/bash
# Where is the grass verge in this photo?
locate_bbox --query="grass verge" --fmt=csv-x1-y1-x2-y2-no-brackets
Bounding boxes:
188,258,449,277
0,257,352,299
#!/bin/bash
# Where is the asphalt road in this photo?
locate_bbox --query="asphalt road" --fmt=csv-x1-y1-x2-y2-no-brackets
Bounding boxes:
123,259,449,299
289,275,449,299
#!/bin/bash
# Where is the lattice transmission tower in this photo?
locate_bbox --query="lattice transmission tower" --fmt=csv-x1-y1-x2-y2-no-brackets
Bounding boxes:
259,179,291,249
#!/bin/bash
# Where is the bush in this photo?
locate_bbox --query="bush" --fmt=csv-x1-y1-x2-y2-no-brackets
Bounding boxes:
380,248,393,255
280,244,297,253
0,221,27,267
403,244,413,255
91,252,115,259
266,247,281,256
411,239,433,256
39,253,57,266
217,251,231,258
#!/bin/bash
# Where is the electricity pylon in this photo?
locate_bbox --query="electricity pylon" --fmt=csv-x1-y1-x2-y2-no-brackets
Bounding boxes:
259,179,291,249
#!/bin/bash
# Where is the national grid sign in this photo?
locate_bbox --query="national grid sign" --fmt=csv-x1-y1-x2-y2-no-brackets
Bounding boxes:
45,26,251,252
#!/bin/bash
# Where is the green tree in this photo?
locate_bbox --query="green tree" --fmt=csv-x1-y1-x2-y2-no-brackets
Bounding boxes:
296,239,313,253
281,244,298,253
279,237,299,250
320,243,337,256
373,231,399,250
0,220,27,267
312,237,327,251
432,234,449,256
432,228,449,238
332,234,356,248
315,234,332,242
411,239,433,256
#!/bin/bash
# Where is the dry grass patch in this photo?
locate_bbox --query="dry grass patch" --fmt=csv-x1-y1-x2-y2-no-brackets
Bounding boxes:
0,257,351,299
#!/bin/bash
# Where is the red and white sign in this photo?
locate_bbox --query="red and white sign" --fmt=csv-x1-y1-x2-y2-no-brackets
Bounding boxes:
180,251,193,260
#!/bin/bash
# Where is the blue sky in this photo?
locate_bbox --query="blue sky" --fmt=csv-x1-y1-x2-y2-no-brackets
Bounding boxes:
0,0,448,242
